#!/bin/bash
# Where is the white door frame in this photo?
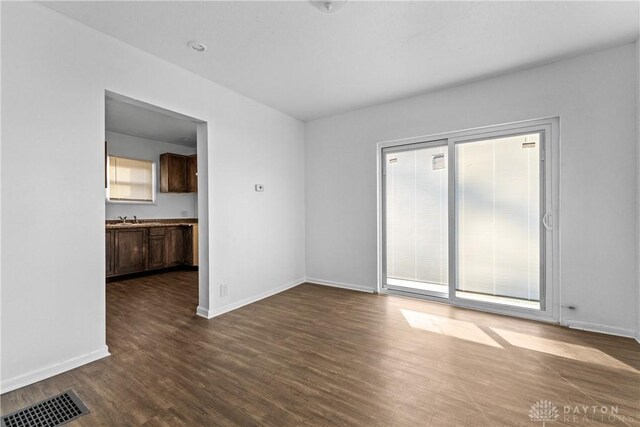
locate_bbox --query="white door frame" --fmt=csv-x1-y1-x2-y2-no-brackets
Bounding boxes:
104,90,210,317
376,117,560,323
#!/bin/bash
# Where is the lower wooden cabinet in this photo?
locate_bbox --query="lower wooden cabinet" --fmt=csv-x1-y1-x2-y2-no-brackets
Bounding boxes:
106,225,194,278
114,228,148,275
148,230,166,270
165,227,184,267
106,230,115,276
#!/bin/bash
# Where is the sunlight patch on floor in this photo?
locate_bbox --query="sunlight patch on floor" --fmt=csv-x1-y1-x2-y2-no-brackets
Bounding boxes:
491,327,637,373
400,309,502,348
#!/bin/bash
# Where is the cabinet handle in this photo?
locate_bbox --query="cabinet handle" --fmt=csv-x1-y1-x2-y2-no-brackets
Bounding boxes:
542,211,552,231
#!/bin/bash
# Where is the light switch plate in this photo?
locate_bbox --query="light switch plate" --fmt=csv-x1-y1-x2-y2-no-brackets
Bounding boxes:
255,184,264,192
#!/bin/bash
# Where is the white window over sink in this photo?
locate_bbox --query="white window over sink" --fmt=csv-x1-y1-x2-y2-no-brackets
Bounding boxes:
106,156,156,203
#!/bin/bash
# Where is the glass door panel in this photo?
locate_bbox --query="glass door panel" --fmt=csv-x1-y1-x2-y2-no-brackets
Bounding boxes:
384,142,448,297
455,133,542,309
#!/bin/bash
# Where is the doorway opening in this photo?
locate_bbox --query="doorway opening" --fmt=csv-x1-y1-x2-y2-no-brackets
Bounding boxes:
379,118,559,321
103,91,209,343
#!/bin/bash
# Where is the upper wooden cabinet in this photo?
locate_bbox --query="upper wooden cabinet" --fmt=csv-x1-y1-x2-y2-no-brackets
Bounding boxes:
160,153,186,193
187,154,197,193
160,153,197,193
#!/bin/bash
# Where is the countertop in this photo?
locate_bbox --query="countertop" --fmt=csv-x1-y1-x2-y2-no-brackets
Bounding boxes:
106,219,197,229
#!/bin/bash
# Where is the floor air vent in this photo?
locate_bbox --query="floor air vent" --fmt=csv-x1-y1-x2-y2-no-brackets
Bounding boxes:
2,390,89,427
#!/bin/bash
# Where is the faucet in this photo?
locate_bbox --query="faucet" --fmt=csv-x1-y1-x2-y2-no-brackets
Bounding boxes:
133,215,139,224
118,216,128,224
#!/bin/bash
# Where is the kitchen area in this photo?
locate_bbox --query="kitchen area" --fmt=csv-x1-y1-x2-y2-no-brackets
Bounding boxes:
105,93,200,281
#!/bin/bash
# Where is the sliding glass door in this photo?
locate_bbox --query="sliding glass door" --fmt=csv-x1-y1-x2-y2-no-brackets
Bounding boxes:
383,141,449,297
382,121,553,317
454,132,543,309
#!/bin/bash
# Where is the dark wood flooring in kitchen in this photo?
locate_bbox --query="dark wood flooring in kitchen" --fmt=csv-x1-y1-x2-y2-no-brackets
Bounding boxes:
2,271,639,426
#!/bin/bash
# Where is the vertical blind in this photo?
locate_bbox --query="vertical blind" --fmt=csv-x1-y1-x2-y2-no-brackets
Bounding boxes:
455,133,540,301
108,156,154,202
385,145,448,286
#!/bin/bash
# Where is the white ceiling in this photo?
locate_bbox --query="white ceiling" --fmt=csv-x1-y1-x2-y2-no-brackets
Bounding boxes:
106,95,197,147
46,1,639,122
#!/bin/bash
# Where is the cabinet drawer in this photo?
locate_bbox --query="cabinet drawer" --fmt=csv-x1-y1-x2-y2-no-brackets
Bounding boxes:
149,227,166,236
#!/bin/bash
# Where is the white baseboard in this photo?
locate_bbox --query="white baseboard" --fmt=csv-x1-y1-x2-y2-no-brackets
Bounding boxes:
564,320,636,339
305,277,375,294
1,345,110,394
195,278,306,319
196,305,210,319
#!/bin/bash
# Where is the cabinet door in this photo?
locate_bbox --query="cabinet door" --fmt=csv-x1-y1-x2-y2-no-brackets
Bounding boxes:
187,154,197,193
106,230,115,277
165,227,184,267
182,226,193,266
115,228,148,275
148,235,166,270
160,153,187,193
191,224,199,267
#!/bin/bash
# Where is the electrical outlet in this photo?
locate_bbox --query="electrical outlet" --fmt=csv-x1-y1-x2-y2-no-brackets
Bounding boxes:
220,284,228,297
255,184,264,192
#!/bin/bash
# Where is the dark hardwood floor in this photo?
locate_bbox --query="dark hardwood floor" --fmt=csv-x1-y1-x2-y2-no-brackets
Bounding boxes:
2,271,639,426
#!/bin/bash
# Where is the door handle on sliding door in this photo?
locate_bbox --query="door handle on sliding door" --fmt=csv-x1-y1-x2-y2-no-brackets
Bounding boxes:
542,212,552,231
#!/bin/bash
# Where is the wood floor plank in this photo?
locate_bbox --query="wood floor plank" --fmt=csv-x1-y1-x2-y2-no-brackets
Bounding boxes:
1,271,638,426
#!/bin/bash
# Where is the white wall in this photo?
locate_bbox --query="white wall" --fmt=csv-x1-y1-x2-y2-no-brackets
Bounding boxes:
306,43,639,337
1,2,305,392
105,131,197,220
637,39,640,342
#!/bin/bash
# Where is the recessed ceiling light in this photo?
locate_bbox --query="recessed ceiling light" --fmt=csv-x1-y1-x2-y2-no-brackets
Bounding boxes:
180,137,191,142
187,41,207,53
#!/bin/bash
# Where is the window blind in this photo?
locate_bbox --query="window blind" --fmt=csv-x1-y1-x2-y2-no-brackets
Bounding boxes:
455,133,540,301
108,156,154,202
385,145,449,286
